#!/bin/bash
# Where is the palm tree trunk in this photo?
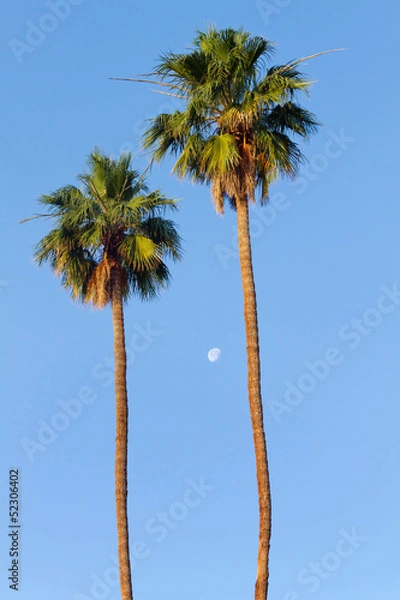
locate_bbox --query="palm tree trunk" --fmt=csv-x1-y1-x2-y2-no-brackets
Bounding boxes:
236,197,271,600
111,269,133,600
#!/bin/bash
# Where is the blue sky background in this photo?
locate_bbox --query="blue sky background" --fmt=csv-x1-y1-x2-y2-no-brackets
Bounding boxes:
1,1,399,599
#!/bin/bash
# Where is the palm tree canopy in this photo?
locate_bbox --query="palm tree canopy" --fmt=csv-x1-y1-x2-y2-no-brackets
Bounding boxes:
31,149,182,306
143,27,320,213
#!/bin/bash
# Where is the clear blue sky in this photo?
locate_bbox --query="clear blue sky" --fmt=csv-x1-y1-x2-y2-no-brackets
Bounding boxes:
1,1,399,599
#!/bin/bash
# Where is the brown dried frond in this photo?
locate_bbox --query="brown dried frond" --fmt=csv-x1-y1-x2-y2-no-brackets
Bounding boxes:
209,136,257,211
85,254,115,309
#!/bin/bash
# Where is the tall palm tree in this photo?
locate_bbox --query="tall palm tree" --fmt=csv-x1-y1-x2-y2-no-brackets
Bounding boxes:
26,149,182,600
139,27,320,600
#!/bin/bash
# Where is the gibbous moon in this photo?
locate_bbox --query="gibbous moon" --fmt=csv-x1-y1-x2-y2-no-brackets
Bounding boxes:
207,348,221,363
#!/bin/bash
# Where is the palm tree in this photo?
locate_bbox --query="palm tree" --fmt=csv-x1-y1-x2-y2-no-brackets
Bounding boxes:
139,27,320,600
26,149,182,600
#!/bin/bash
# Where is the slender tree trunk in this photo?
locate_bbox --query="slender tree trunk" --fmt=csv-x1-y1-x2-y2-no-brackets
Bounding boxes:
111,269,133,600
236,197,272,600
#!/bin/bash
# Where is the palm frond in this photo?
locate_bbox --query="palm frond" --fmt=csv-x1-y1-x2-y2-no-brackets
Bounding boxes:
264,102,320,137
140,216,183,261
200,134,240,175
118,235,161,272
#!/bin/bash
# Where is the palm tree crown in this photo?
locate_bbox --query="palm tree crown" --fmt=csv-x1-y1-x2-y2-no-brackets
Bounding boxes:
34,148,182,305
143,26,319,212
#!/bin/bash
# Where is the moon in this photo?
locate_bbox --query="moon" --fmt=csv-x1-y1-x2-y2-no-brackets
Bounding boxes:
207,348,221,363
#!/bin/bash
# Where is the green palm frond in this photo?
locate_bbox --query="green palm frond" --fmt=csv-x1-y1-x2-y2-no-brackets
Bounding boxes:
38,186,86,215
171,134,207,180
143,111,193,160
201,134,240,175
127,260,171,301
255,64,312,103
256,129,303,175
264,102,320,137
140,216,183,261
34,225,96,300
119,235,161,272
